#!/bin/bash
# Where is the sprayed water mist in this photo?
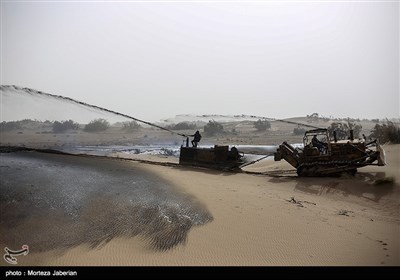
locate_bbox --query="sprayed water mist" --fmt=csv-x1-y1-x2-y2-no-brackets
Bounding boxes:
1,85,185,136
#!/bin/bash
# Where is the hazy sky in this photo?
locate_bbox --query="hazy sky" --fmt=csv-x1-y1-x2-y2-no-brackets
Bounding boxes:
1,0,399,122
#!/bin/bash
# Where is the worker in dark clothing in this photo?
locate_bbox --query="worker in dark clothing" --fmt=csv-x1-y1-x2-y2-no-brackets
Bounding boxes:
191,130,202,147
312,135,326,153
227,146,241,161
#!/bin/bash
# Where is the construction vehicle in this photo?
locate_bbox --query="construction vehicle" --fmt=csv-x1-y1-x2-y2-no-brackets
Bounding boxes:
274,128,386,176
179,145,245,170
179,140,244,171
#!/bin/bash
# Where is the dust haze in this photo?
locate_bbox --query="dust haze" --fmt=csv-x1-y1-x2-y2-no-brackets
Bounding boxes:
1,1,398,121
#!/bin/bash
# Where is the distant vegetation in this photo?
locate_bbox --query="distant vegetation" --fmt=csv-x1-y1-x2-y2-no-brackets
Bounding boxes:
306,112,320,123
253,119,271,131
293,127,306,135
306,113,372,123
84,119,110,132
52,120,79,133
121,121,141,132
0,119,52,132
204,120,224,136
327,121,362,140
165,122,196,131
306,112,329,122
0,121,23,132
369,121,400,144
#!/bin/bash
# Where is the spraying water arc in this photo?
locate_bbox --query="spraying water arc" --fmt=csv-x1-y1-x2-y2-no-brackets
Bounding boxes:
1,85,187,137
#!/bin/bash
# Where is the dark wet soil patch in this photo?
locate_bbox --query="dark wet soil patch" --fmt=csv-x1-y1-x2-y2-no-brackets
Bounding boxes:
0,152,212,252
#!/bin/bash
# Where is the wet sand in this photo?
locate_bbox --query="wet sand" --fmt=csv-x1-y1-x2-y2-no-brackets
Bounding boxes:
0,151,212,265
0,145,399,266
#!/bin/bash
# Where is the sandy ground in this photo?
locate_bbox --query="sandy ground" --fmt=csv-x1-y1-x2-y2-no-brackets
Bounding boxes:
1,117,399,266
0,144,398,266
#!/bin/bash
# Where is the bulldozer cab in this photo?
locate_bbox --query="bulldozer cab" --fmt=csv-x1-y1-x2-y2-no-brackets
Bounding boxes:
303,129,330,156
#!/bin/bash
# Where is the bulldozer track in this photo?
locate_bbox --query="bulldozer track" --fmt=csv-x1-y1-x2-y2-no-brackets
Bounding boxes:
242,169,297,177
297,159,362,176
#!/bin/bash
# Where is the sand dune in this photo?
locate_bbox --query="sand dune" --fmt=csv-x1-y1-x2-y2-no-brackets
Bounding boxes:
1,145,398,266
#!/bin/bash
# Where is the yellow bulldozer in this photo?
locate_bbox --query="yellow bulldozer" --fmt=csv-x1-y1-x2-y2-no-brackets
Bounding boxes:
274,128,386,176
